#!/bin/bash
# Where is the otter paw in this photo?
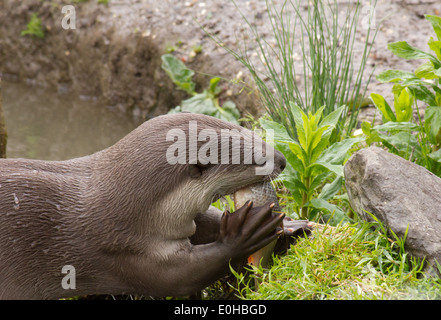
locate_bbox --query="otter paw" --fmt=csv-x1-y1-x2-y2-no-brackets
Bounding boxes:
218,201,284,261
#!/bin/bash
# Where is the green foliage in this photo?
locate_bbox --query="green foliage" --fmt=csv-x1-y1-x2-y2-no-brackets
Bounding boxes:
365,15,441,176
375,15,441,111
231,221,441,300
370,89,413,123
363,94,441,175
260,103,363,222
161,54,240,124
21,13,45,39
161,54,196,95
208,0,377,141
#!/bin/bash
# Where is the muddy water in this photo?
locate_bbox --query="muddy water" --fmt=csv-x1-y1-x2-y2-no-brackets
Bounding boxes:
2,81,140,161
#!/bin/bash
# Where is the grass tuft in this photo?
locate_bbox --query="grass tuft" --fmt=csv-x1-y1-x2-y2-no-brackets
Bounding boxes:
231,221,441,300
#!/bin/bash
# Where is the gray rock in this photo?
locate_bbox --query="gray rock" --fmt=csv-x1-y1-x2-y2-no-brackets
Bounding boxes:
345,146,441,273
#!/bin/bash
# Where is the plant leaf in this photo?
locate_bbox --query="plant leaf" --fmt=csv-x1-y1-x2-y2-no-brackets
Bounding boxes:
220,100,240,118
308,198,349,224
259,119,295,143
317,136,365,165
310,161,344,177
378,131,421,158
290,102,307,149
318,176,343,201
259,125,296,170
371,121,421,132
361,121,372,135
415,61,437,79
161,54,195,94
436,88,441,107
308,126,327,158
370,93,396,122
215,101,240,124
376,69,417,83
428,37,441,60
309,130,330,164
309,171,332,193
407,84,437,106
208,77,222,96
394,88,413,122
425,14,441,41
424,106,441,146
289,142,307,167
428,148,441,163
279,171,307,193
362,121,381,145
21,13,45,39
316,105,345,149
275,142,305,175
301,111,313,152
180,92,217,114
320,105,345,129
388,41,441,69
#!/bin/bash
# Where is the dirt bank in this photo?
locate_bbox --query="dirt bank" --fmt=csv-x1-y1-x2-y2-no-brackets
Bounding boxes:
0,0,439,121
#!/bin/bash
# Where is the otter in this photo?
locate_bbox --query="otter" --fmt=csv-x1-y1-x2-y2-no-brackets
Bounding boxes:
0,113,306,299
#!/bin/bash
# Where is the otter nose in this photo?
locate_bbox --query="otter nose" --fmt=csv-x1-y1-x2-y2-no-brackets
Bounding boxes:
275,150,286,172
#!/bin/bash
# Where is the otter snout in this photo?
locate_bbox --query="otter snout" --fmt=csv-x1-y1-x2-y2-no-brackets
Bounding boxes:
254,146,286,177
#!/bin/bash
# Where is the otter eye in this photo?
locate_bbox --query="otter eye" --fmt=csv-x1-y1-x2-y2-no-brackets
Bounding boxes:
188,163,214,179
188,165,202,178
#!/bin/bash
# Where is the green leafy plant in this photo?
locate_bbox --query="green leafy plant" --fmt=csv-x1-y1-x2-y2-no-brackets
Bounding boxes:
376,17,441,105
364,15,441,175
21,13,45,39
208,0,377,141
161,54,240,124
260,103,363,222
198,0,376,224
363,91,441,175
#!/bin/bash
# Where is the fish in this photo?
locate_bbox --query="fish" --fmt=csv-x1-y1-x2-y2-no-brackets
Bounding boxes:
233,181,282,269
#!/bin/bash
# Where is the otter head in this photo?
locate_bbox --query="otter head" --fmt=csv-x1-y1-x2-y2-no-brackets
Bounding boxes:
105,113,286,239
163,113,283,226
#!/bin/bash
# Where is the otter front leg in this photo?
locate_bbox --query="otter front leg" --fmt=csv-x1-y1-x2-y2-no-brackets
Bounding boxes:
149,201,284,297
